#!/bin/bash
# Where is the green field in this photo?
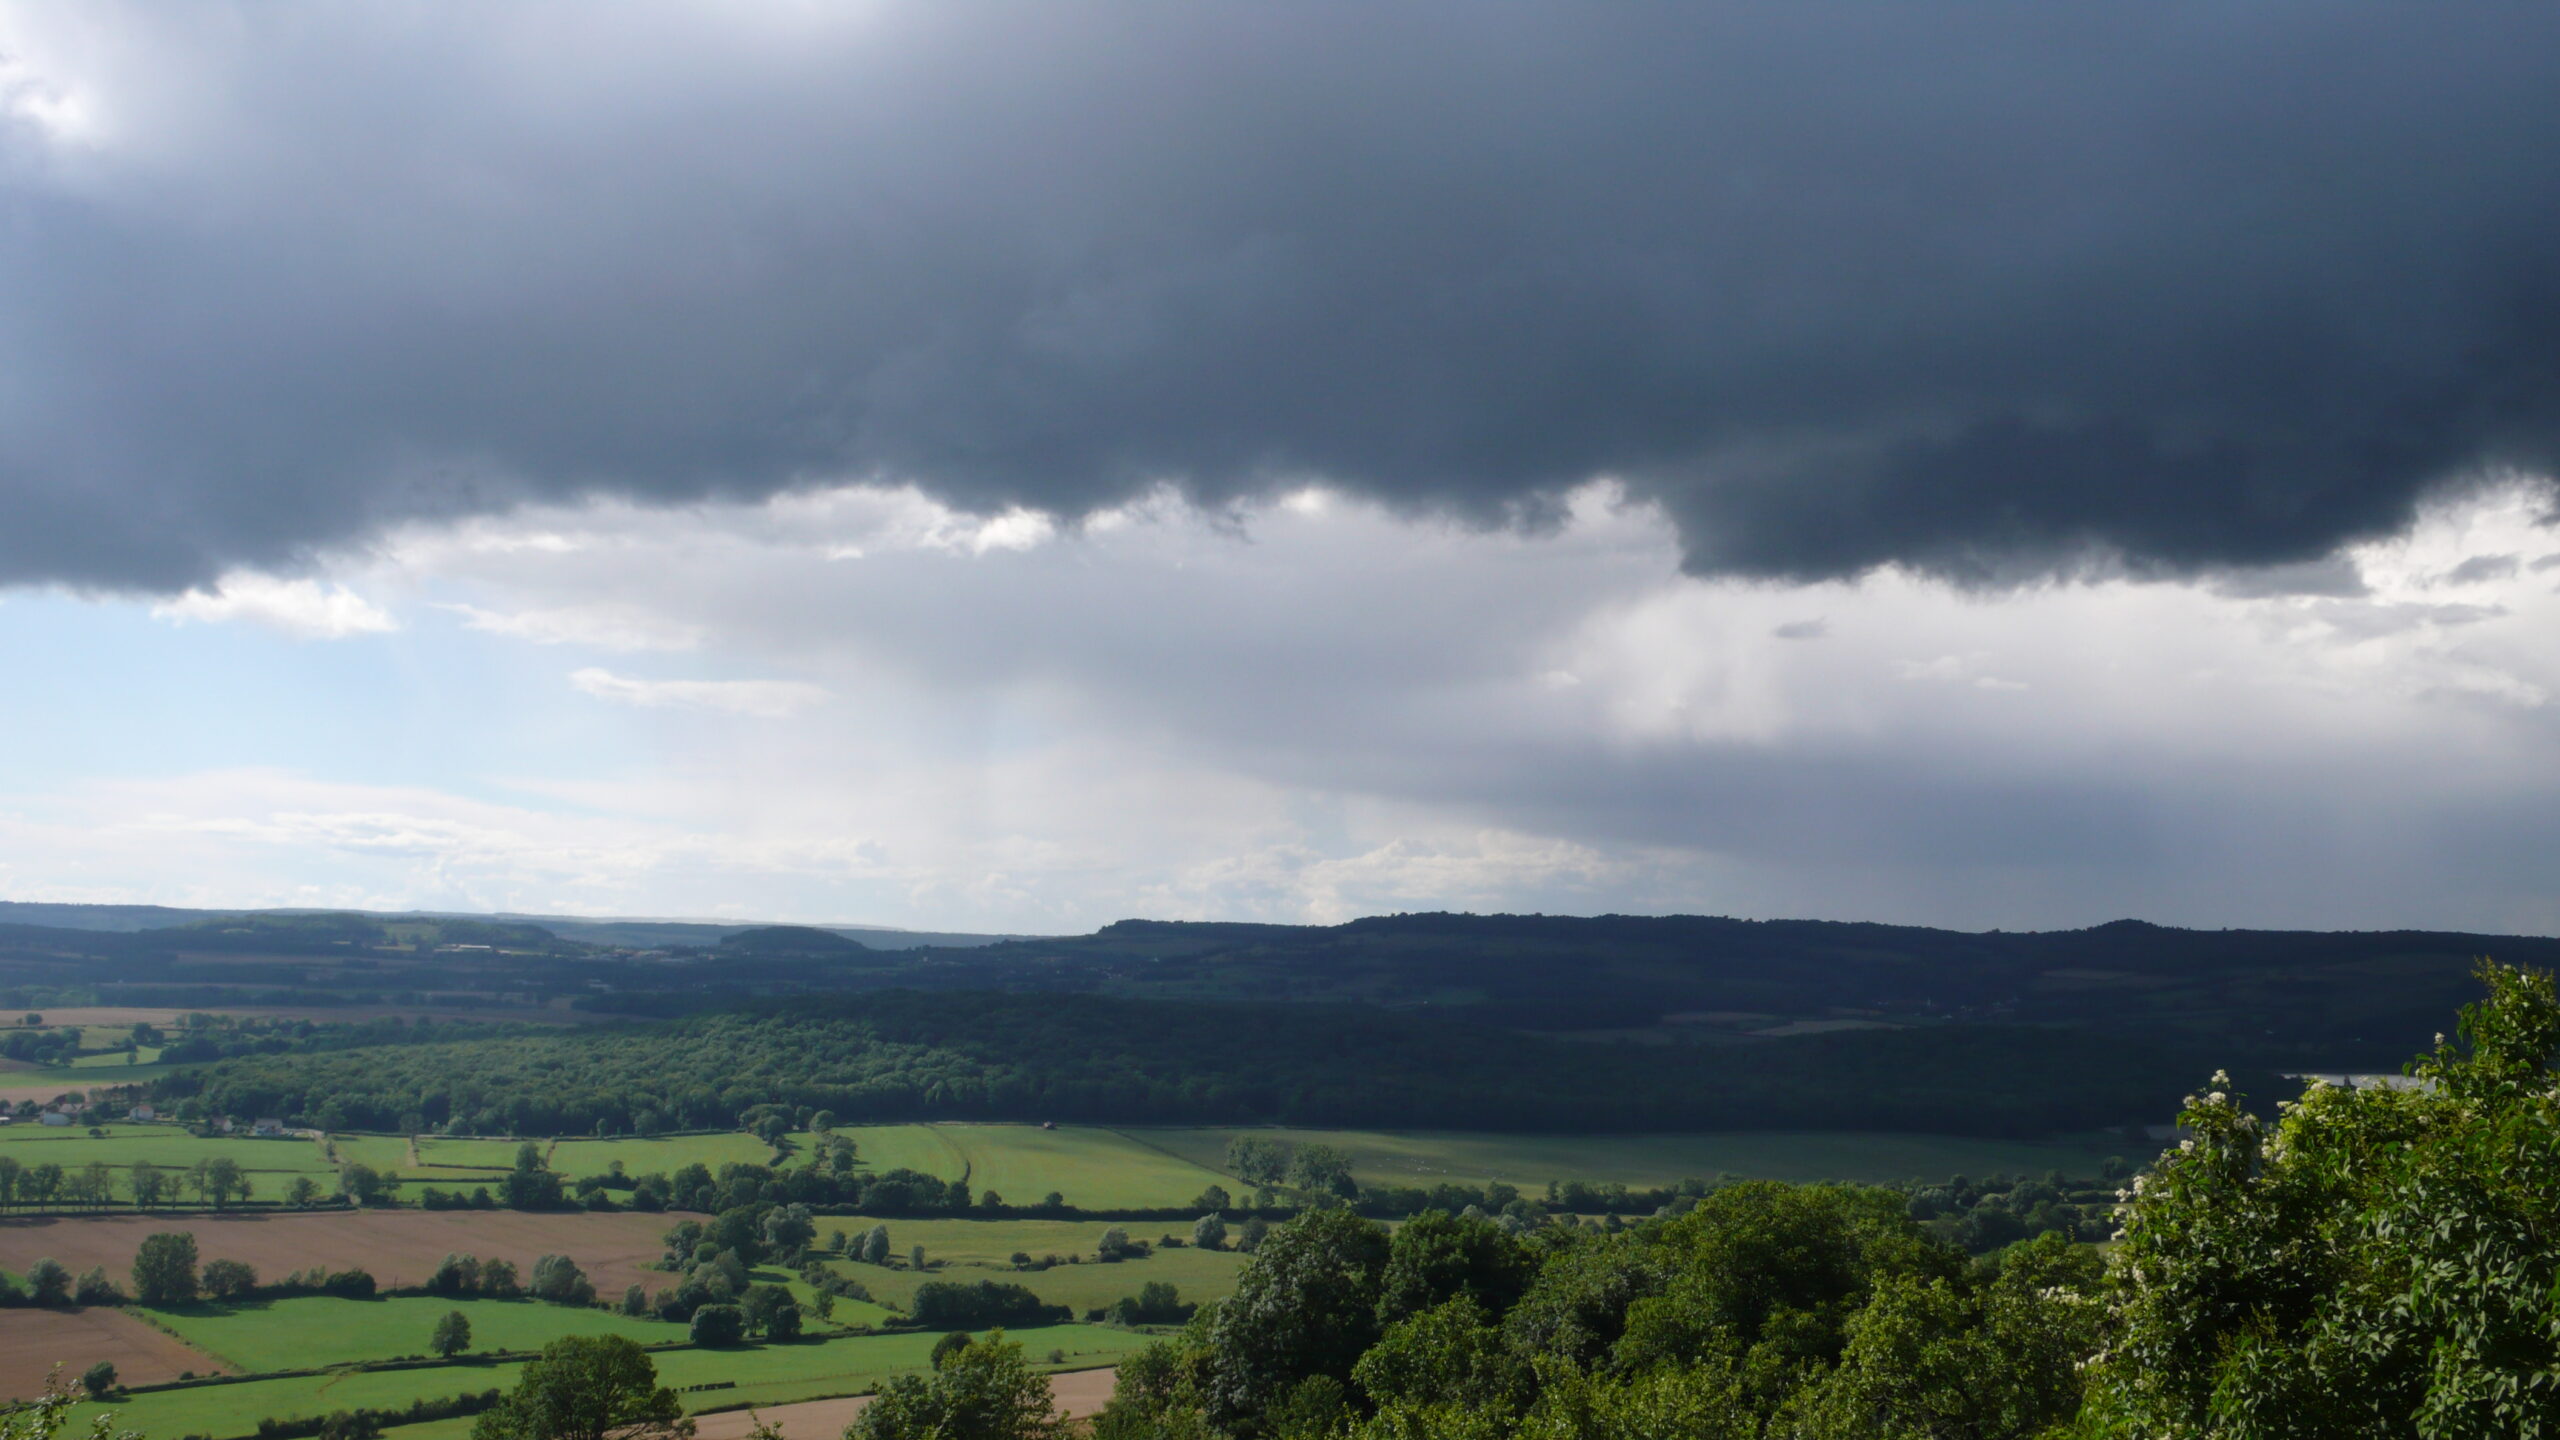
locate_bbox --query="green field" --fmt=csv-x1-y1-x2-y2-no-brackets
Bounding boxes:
331,1133,782,1184
328,1135,442,1179
0,1124,334,1199
410,1138,543,1171
796,1126,970,1180
67,1046,164,1069
816,1227,1250,1317
149,1296,684,1372
0,1063,194,1097
72,1324,1150,1439
775,1125,1228,1210
937,1126,1230,1211
546,1133,776,1179
1130,1127,2135,1190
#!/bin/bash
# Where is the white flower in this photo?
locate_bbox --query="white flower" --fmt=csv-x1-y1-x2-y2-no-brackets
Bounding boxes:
2208,1091,2227,1105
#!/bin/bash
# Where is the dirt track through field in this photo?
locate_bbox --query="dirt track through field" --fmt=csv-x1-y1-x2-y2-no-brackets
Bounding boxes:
0,1210,679,1299
688,1369,1117,1439
0,1305,228,1400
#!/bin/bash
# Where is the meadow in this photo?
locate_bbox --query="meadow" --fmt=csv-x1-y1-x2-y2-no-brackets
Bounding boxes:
774,1124,1230,1209
929,1126,1231,1211
146,1295,682,1373
1129,1126,2131,1190
787,1126,968,1180
813,1226,1251,1317
544,1133,777,1179
66,1322,1151,1439
0,1125,334,1201
0,1065,193,1105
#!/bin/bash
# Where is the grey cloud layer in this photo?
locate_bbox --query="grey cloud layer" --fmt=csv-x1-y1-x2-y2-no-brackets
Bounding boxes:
8,1,2560,588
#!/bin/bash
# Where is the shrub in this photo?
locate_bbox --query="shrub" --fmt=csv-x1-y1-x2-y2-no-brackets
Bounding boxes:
689,1304,745,1347
73,1267,124,1306
202,1258,259,1300
529,1254,595,1307
910,1279,1070,1330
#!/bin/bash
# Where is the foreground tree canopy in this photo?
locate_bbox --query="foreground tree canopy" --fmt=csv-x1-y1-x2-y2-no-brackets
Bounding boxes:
468,1335,689,1440
1056,962,2560,1440
2082,960,2560,1437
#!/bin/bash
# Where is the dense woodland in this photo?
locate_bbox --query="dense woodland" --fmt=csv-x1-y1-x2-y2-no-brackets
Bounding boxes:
0,904,2544,1076
157,991,2243,1138
1058,964,2560,1437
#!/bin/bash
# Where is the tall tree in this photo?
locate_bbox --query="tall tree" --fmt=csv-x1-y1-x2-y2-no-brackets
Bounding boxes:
433,1310,473,1359
468,1335,687,1440
130,1232,199,1306
854,1330,1063,1440
128,1162,164,1210
2084,960,2560,1436
1202,1208,1391,1427
199,1158,247,1209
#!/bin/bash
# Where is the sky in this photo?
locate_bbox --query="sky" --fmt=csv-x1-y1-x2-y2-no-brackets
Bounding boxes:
2,2,2558,934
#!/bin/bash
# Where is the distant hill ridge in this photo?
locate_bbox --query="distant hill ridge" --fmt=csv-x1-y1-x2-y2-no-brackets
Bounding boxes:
0,900,2547,1070
0,900,1026,951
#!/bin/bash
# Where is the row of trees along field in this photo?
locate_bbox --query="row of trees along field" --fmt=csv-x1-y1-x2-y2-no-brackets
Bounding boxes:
153,990,2250,1138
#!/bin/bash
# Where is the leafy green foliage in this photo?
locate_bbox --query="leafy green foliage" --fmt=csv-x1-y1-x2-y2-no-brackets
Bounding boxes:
431,1311,471,1359
1096,1184,2100,1440
2082,960,2560,1436
912,1279,1070,1329
468,1335,685,1440
853,1330,1064,1440
164,989,2231,1138
130,1231,198,1305
1203,1207,1393,1426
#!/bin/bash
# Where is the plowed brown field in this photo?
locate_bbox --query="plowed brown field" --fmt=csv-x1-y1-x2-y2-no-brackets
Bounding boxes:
0,1210,678,1298
0,1305,227,1399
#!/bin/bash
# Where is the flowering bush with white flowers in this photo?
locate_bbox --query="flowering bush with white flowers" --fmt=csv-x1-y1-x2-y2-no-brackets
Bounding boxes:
2075,960,2560,1439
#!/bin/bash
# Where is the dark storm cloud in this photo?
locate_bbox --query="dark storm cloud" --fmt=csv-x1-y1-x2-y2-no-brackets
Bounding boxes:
6,1,2560,589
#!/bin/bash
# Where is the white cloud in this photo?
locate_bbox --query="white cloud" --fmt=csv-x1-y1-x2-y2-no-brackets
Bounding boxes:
150,574,396,639
444,602,704,652
23,475,2560,934
568,667,826,719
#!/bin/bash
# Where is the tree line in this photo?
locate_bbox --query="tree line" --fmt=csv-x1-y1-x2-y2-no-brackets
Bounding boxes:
155,990,2244,1139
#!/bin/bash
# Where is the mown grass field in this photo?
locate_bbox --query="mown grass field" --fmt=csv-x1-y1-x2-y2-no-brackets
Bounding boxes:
546,1133,776,1179
0,1125,335,1200
937,1126,1230,1211
410,1138,539,1171
328,1135,440,1179
774,1125,1228,1210
1131,1127,2133,1190
67,1046,164,1069
0,1064,193,1103
817,1235,1249,1318
331,1133,782,1184
147,1295,684,1372
69,1323,1150,1439
787,1126,968,1180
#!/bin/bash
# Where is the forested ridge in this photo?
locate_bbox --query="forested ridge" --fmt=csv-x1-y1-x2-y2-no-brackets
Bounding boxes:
159,990,2245,1138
